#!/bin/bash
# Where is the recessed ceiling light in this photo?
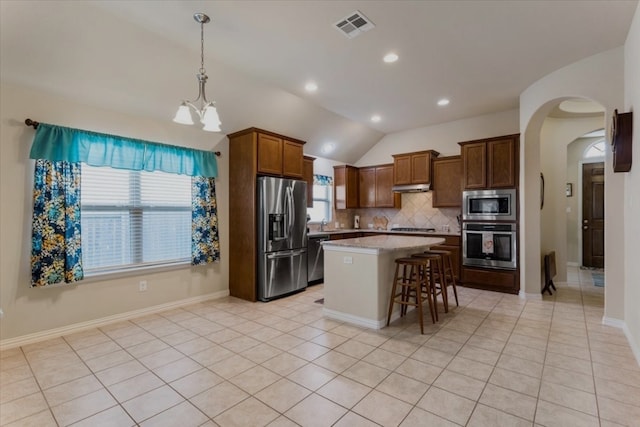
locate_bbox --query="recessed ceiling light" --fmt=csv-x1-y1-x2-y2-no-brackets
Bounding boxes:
305,82,318,92
437,98,450,106
383,53,398,63
371,115,381,123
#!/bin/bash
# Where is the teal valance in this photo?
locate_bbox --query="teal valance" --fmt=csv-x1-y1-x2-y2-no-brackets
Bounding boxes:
314,174,333,186
29,123,218,177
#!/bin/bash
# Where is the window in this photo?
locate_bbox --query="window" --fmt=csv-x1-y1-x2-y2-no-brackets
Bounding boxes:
584,140,605,159
81,165,191,274
307,175,333,222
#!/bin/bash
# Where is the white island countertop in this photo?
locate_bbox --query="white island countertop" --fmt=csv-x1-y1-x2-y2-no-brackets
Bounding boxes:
322,234,445,255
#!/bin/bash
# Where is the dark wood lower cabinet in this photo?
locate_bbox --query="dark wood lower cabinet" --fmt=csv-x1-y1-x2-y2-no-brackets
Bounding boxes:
461,266,519,294
329,232,362,240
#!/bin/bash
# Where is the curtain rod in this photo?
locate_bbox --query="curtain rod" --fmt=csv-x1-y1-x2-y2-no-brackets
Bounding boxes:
24,118,222,157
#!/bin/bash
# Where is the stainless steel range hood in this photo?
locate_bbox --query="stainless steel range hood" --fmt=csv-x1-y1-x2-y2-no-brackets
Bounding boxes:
392,183,431,193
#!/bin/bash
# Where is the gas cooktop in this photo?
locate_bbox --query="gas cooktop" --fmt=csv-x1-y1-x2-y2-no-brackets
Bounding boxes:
390,227,436,232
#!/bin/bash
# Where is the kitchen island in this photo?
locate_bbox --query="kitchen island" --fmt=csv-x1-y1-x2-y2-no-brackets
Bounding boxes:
322,235,444,329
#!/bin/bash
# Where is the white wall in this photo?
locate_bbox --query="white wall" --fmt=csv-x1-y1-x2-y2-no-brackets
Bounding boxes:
624,2,640,363
311,156,343,178
540,116,605,281
0,83,229,343
355,109,520,167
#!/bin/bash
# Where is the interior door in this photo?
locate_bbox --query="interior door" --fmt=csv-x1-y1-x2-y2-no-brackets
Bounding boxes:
582,162,604,268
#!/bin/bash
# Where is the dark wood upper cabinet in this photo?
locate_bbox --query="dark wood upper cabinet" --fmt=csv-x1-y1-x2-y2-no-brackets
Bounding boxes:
432,155,462,207
257,133,283,176
461,142,487,189
358,166,376,208
282,140,304,178
334,165,359,209
375,164,400,208
254,130,305,179
488,137,517,188
460,134,519,190
393,150,440,185
303,156,315,208
337,163,400,209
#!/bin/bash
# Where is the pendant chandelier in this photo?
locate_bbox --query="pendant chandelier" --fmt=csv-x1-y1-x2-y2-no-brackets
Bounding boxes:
173,13,222,132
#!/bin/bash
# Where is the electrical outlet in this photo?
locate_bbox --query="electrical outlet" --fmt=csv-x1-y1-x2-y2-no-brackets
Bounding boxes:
0,308,4,319
343,256,353,264
139,281,148,292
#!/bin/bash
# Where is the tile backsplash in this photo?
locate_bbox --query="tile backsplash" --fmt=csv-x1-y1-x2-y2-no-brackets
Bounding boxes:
332,192,461,232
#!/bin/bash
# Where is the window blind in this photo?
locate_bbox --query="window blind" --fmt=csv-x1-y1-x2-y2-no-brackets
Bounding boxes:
81,164,191,274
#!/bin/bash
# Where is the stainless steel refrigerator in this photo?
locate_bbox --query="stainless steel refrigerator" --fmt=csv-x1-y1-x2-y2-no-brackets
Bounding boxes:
257,176,308,301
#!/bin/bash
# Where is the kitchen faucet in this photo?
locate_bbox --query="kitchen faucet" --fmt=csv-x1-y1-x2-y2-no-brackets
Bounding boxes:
320,218,327,232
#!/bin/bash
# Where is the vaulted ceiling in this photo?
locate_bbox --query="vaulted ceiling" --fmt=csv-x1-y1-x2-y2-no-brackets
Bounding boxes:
1,1,637,163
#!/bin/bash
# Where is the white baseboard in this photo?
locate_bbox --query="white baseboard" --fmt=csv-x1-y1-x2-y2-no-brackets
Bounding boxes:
602,316,625,329
622,324,640,368
0,290,229,351
520,291,543,300
323,307,385,329
602,316,640,367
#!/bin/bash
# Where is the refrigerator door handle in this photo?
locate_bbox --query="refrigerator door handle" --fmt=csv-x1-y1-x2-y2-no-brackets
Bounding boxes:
267,249,306,259
287,186,294,241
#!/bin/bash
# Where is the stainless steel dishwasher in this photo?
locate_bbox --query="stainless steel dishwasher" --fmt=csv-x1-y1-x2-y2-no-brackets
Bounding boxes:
308,234,329,285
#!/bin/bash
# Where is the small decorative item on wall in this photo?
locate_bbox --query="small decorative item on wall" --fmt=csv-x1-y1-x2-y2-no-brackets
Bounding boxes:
610,109,633,172
566,183,573,197
540,173,545,209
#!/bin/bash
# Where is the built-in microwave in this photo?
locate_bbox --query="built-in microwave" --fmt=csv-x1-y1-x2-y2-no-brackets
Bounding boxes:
462,189,517,222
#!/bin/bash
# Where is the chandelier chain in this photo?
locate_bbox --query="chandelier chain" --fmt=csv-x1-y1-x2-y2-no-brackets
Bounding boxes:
200,20,205,74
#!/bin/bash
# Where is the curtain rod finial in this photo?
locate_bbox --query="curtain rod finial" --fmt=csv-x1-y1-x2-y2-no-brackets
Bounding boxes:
25,119,39,129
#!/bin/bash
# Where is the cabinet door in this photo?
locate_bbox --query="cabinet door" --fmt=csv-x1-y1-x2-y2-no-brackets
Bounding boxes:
462,142,487,189
303,156,315,207
375,165,399,208
334,166,359,210
411,152,431,184
393,155,412,185
346,167,359,209
359,167,376,208
487,137,516,188
432,157,462,207
282,140,304,178
257,133,283,175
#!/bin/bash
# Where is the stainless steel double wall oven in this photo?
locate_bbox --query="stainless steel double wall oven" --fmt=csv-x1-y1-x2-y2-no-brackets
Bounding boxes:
462,189,517,270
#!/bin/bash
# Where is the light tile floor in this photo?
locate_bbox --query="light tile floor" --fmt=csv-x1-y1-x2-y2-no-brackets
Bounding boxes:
1,266,639,426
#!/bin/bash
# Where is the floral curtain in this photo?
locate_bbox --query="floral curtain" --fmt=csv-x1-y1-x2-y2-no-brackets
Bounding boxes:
191,176,220,265
31,160,83,287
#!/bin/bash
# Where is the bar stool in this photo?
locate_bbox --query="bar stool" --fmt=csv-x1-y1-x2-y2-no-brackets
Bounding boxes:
386,257,436,334
411,252,446,318
424,249,459,310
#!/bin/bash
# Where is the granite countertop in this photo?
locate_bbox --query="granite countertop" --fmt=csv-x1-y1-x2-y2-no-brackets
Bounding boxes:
321,234,445,253
308,228,460,238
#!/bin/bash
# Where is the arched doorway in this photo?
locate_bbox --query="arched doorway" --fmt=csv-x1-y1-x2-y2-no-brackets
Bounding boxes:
518,47,627,326
520,97,608,295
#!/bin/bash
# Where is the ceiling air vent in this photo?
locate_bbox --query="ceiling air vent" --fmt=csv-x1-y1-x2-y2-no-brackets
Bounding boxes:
334,11,375,39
